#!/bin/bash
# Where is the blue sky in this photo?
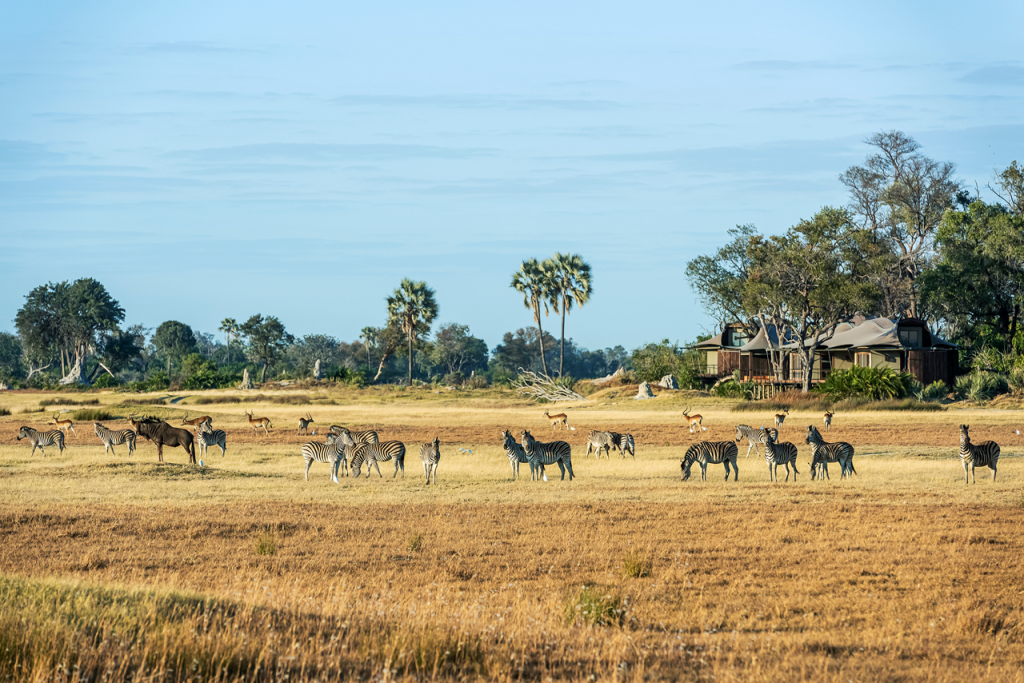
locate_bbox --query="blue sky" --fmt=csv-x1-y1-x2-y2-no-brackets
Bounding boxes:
2,0,1023,351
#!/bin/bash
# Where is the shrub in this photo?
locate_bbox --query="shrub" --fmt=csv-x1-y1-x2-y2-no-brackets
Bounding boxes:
622,549,652,579
71,408,115,422
915,380,948,402
442,371,464,386
1008,367,1024,395
407,533,423,553
93,374,119,389
145,371,170,392
0,407,10,417
712,378,753,399
814,366,915,401
39,398,100,407
255,530,277,556
630,340,697,387
955,371,1008,403
465,375,488,389
563,585,624,627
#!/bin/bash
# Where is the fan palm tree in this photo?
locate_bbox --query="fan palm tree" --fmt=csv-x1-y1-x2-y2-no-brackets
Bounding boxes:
511,258,553,376
386,279,439,386
219,318,238,346
544,252,592,376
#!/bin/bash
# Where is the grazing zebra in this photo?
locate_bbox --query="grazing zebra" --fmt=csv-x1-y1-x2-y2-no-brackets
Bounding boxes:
350,441,407,478
609,432,636,458
823,411,834,432
419,437,441,485
681,441,738,481
734,424,779,458
520,429,574,481
763,431,799,482
500,430,545,481
196,421,227,458
585,430,614,458
805,425,855,480
958,424,999,484
329,425,379,444
297,413,314,435
93,422,136,456
302,439,347,483
17,426,66,457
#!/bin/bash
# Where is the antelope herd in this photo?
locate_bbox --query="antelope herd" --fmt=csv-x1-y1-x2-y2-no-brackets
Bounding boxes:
6,404,1005,487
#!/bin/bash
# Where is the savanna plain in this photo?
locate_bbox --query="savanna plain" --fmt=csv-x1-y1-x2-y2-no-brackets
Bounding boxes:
1,386,1022,682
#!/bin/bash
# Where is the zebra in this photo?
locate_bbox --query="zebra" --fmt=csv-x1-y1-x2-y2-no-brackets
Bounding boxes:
349,441,407,478
17,426,66,457
196,421,227,458
763,431,799,482
93,422,136,457
958,424,999,484
609,432,636,458
329,425,379,444
805,425,855,480
500,430,545,481
520,429,574,481
681,441,738,481
735,424,779,458
585,430,614,458
302,439,347,483
419,437,441,485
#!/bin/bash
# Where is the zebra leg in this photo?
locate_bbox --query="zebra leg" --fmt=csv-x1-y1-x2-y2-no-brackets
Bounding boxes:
304,456,313,481
372,459,383,478
731,459,739,481
331,457,340,484
219,442,226,457
562,457,574,481
745,442,755,458
992,462,997,482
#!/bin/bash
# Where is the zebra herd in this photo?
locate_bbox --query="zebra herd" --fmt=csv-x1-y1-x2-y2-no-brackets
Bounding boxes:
300,424,450,485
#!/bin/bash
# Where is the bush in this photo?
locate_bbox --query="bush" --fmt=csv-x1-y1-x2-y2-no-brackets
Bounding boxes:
0,407,10,417
93,374,119,389
442,371,465,386
915,380,948,402
1008,367,1024,395
712,378,754,399
465,375,488,389
955,371,1008,403
814,366,915,401
71,408,115,421
39,398,100,407
622,549,652,579
563,585,624,627
630,340,696,387
255,530,277,556
407,533,423,553
145,371,170,392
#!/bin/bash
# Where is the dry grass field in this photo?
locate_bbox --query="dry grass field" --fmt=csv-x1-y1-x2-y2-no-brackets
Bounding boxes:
1,387,1022,682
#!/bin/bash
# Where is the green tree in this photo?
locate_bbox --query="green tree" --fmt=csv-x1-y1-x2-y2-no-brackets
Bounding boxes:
544,252,592,377
386,279,439,386
289,334,340,377
218,317,238,346
0,332,25,382
511,258,553,376
14,278,125,384
429,323,488,376
240,315,294,383
152,321,198,375
92,325,144,381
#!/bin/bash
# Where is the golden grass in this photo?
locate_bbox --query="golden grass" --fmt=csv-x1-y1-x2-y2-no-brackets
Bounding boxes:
1,388,1023,681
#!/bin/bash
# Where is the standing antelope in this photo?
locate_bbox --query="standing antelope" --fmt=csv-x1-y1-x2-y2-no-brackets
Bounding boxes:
181,412,213,433
543,411,568,431
774,408,790,429
298,413,314,435
245,409,272,435
682,408,706,433
823,411,834,432
50,412,77,436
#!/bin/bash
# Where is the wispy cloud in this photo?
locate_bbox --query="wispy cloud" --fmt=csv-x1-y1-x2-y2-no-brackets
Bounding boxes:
327,94,621,111
0,140,66,167
165,142,496,163
958,65,1024,86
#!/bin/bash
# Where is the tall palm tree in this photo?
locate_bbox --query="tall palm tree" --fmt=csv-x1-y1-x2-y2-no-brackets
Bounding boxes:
219,318,237,346
386,279,439,386
511,258,553,376
544,253,592,376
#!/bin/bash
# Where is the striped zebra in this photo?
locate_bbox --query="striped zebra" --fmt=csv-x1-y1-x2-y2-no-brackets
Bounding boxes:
735,424,779,458
805,425,855,480
958,424,999,484
585,430,614,458
196,421,227,458
500,430,545,480
763,431,799,482
350,441,407,478
681,441,738,481
609,432,636,458
17,426,66,457
93,422,136,456
302,439,347,483
419,437,441,485
520,429,574,481
329,425,379,444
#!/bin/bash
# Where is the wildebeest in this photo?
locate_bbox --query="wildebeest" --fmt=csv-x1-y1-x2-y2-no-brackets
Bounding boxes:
134,417,196,464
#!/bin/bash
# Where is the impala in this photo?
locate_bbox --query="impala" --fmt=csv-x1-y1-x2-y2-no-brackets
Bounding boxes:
246,409,272,435
774,408,790,429
823,411,835,432
181,412,213,432
50,412,77,436
682,407,706,433
543,410,568,431
298,413,314,435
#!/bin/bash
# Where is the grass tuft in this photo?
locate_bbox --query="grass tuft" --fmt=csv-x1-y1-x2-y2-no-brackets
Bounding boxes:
255,529,277,556
408,533,423,553
621,548,652,578
71,408,115,422
0,406,9,417
563,585,624,627
39,397,100,407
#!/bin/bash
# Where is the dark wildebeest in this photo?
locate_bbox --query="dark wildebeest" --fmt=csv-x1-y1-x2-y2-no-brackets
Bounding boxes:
134,417,196,464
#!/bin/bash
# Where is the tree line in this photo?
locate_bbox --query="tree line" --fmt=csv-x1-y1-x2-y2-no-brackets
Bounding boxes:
0,251,654,390
686,130,1024,391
